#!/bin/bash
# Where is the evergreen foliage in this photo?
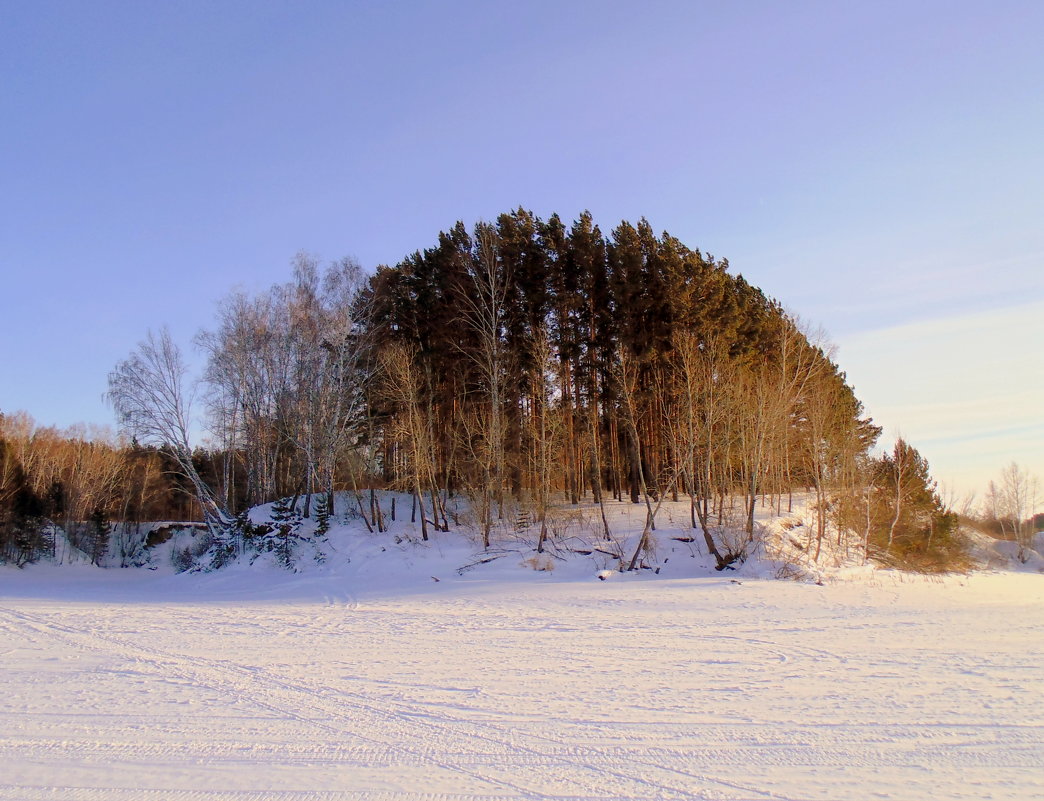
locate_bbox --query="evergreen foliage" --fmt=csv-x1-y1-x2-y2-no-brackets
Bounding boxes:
314,493,331,539
862,439,964,571
267,496,303,571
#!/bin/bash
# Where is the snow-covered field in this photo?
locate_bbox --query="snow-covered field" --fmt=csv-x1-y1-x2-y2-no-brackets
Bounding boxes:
2,503,1042,800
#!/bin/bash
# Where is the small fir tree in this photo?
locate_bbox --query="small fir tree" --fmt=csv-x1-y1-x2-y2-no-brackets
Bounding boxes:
314,493,331,539
269,496,303,570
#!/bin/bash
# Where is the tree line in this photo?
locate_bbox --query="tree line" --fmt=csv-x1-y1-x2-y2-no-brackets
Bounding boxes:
3,209,988,570
0,412,202,565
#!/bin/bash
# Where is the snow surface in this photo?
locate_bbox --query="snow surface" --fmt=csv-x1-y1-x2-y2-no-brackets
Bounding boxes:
2,499,1042,800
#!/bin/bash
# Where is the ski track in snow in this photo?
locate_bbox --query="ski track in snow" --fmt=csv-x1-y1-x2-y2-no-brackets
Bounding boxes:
1,569,1042,800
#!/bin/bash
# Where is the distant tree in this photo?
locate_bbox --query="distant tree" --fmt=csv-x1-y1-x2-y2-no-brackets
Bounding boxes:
987,463,1040,561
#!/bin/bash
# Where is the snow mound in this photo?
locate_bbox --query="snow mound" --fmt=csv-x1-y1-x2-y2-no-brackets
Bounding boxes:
754,512,867,583
963,527,1044,572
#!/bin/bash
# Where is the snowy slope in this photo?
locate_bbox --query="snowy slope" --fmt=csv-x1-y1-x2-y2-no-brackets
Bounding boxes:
138,492,890,589
38,490,1044,583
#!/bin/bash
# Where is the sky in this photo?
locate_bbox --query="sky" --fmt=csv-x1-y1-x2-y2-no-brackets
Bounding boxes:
1,0,1041,501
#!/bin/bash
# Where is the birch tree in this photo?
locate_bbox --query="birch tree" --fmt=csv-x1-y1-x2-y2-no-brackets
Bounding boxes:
457,223,509,546
991,462,1040,561
107,328,228,534
380,342,435,541
671,330,729,568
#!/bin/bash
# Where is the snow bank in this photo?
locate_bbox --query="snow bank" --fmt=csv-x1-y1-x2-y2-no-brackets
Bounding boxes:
14,492,1040,598
963,527,1044,572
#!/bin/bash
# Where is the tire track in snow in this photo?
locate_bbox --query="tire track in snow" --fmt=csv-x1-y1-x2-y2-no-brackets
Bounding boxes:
1,788,580,801
0,606,552,800
0,605,745,800
8,602,1030,801
18,602,1001,801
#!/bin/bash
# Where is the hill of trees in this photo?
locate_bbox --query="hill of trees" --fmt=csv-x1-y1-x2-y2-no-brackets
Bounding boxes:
2,210,971,571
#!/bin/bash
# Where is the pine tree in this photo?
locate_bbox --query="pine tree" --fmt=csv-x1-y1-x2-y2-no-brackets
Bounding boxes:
869,439,960,569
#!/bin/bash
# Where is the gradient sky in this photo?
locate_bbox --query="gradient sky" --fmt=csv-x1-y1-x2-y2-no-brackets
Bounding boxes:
2,0,1042,500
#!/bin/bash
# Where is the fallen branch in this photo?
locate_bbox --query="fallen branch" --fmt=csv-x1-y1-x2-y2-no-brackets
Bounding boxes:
456,550,516,575
593,547,622,558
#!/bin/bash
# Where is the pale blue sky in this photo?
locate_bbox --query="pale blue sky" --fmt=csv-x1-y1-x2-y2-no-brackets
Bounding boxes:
2,1,1041,497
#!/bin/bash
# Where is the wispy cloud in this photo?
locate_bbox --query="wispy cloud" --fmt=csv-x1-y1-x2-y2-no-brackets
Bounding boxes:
836,299,1044,498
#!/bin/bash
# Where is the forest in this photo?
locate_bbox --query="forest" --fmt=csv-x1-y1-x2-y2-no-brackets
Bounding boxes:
1,209,1004,571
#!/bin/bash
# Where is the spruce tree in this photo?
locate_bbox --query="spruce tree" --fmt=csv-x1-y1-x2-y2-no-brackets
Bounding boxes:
314,492,331,539
268,496,303,570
